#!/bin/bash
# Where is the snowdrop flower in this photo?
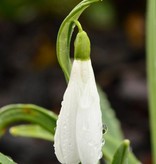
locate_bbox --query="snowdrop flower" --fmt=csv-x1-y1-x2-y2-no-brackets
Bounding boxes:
54,26,103,164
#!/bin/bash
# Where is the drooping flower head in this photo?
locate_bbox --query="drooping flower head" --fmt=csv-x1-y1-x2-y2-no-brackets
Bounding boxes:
54,22,103,164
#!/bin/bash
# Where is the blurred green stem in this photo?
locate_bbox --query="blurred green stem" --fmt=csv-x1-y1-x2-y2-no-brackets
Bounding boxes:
147,0,156,163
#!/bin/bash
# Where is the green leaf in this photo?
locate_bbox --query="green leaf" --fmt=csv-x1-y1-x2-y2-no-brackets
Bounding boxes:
0,152,16,164
10,124,53,141
98,87,123,141
147,0,156,163
102,135,121,162
99,88,140,163
56,0,101,80
128,153,141,164
0,104,57,136
112,140,130,164
98,86,126,162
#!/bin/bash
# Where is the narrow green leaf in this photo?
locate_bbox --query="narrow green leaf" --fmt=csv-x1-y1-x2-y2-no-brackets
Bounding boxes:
100,87,140,163
10,124,53,141
146,0,156,163
102,135,121,162
112,140,130,164
0,152,16,164
0,104,57,136
128,153,141,164
98,86,123,141
57,0,101,80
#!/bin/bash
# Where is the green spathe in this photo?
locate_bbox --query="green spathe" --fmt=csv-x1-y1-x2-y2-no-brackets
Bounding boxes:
74,30,91,60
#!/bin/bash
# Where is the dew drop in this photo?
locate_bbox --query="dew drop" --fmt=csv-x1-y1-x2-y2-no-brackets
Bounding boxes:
102,124,108,134
98,152,103,159
102,140,105,147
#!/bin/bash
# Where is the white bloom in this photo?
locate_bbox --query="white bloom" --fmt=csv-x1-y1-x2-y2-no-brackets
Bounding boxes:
54,59,103,164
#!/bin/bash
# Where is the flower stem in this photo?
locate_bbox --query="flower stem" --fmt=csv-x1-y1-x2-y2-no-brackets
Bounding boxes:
146,0,156,163
74,20,83,32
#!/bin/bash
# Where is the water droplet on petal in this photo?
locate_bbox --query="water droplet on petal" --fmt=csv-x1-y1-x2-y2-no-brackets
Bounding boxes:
98,152,103,159
102,124,108,134
102,140,105,147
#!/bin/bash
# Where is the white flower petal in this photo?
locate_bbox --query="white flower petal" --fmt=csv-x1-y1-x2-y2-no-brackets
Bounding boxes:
54,60,82,164
76,60,103,164
54,60,103,164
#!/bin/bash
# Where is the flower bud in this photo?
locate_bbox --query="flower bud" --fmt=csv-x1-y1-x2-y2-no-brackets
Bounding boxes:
74,31,91,60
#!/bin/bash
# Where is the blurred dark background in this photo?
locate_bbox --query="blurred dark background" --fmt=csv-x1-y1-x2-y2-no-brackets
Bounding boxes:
0,0,150,163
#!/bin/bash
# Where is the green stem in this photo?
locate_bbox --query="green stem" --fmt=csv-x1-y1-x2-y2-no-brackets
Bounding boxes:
74,20,83,32
146,0,156,163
